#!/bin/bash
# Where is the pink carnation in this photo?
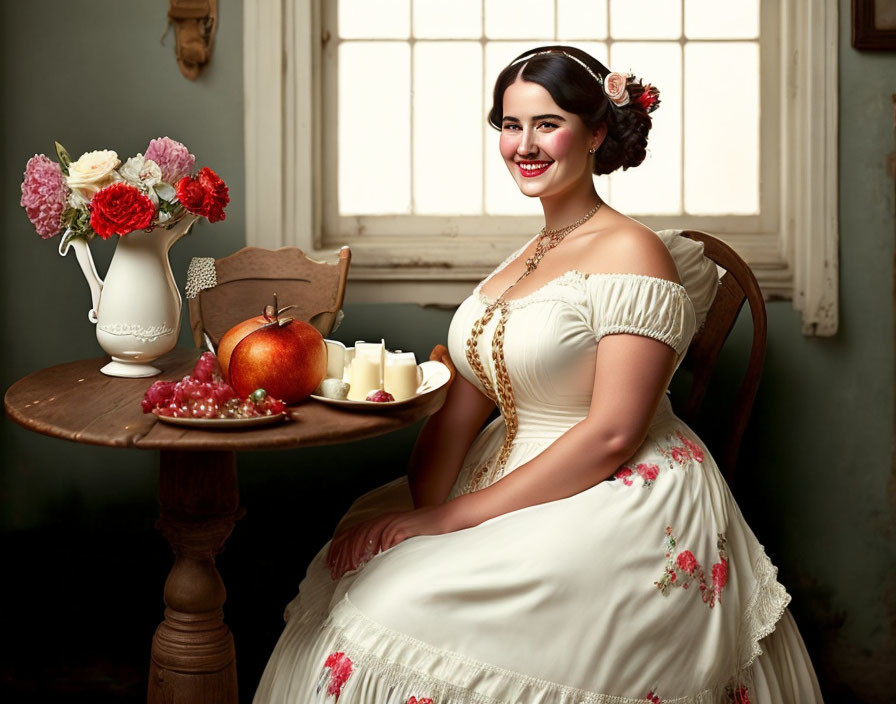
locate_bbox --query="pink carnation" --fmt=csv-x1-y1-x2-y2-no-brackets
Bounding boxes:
21,154,68,238
145,136,195,184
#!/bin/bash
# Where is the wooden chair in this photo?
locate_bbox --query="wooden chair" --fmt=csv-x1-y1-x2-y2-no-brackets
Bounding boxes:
187,246,351,349
674,230,767,484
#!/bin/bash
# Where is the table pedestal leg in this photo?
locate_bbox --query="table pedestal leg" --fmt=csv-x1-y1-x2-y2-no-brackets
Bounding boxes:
148,450,243,704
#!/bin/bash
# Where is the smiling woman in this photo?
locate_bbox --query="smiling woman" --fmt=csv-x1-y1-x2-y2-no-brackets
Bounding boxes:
253,45,822,704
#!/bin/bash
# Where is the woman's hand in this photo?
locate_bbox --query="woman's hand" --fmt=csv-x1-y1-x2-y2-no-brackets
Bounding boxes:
327,511,403,581
379,503,462,551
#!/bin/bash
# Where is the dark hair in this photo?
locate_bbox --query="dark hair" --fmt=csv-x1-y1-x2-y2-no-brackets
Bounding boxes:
487,45,660,175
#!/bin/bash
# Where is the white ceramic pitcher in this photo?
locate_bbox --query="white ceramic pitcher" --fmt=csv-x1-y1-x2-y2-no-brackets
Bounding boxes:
60,214,200,378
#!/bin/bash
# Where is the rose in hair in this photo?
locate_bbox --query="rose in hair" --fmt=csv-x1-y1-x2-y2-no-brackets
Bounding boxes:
603,72,631,107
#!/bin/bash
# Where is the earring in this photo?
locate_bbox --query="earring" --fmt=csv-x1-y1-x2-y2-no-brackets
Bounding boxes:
588,147,596,154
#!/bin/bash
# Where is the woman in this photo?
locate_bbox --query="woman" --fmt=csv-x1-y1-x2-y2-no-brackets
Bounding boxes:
255,45,823,703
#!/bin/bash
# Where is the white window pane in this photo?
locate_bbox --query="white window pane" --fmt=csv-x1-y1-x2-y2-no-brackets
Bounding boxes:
339,42,411,214
609,0,680,39
684,42,758,214
558,0,608,39
608,42,681,215
339,0,409,39
560,40,609,66
485,0,554,39
685,0,758,39
414,0,480,38
414,43,483,214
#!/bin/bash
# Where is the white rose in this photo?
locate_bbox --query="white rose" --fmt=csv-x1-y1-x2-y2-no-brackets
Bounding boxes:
603,72,631,107
120,154,162,205
66,149,121,206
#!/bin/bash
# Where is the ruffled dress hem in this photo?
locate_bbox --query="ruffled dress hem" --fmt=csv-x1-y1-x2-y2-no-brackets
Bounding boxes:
274,545,791,704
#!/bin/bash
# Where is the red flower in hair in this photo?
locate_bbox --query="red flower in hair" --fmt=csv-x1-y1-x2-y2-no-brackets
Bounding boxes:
636,83,660,113
176,167,230,222
89,182,155,238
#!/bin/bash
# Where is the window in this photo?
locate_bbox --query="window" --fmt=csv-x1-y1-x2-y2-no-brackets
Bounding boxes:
245,0,838,334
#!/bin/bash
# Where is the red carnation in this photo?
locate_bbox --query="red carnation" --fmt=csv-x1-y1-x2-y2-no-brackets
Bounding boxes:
89,182,155,239
176,166,229,222
636,84,660,113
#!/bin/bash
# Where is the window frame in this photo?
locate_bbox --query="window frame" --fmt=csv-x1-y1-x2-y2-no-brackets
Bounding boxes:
244,0,839,334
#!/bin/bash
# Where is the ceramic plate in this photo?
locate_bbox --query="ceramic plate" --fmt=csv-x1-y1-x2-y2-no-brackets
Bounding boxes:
152,412,287,429
310,360,451,410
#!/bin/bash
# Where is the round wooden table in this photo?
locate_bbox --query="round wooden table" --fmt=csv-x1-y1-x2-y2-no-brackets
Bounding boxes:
4,348,449,704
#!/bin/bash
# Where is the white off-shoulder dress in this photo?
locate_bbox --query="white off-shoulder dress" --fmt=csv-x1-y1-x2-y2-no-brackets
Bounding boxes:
254,232,824,704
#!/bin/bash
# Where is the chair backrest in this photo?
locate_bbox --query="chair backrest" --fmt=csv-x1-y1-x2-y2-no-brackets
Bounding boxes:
674,230,767,484
187,246,351,348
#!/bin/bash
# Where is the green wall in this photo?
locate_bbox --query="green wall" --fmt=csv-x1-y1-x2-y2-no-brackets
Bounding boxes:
2,1,894,701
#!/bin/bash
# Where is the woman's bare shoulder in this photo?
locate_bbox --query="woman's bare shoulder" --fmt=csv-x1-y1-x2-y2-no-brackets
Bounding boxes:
577,220,680,284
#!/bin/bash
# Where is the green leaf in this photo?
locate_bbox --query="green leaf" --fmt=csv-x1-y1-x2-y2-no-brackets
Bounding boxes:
154,182,176,201
54,141,73,175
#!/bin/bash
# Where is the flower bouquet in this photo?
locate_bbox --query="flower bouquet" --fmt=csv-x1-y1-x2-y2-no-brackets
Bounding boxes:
21,136,228,241
19,137,231,378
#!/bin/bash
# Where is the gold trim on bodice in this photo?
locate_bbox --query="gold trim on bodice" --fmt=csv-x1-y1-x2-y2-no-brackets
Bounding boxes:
462,199,603,493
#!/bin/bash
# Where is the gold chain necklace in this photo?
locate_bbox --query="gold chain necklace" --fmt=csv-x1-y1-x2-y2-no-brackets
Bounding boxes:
462,198,603,494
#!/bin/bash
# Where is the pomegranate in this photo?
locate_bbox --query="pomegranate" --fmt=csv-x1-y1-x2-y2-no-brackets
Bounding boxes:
228,301,327,403
216,295,297,380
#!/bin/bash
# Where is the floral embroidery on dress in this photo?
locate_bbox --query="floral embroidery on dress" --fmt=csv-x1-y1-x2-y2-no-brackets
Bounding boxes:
727,684,751,703
645,690,662,703
614,462,660,487
658,429,705,470
613,429,703,489
407,698,434,704
317,651,353,700
654,526,729,607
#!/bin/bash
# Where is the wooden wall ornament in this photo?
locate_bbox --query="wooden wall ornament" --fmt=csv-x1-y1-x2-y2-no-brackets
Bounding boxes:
167,0,218,80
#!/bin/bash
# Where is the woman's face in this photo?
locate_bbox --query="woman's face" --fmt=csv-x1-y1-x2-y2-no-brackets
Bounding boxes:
498,77,604,200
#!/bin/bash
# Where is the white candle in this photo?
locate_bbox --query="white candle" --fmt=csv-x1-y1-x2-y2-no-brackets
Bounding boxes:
347,340,384,401
384,351,420,401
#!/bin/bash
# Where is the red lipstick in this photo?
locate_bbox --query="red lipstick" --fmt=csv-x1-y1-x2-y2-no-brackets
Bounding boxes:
518,161,552,178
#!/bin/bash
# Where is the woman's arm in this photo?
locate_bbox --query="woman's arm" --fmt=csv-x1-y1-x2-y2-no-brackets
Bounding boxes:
408,370,496,508
327,362,495,579
379,331,677,549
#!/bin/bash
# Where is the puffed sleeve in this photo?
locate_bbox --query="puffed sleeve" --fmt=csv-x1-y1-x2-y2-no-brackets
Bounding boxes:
586,274,697,362
655,229,721,332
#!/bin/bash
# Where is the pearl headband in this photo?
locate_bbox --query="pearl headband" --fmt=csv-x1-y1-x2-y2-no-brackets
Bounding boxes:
509,50,632,108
